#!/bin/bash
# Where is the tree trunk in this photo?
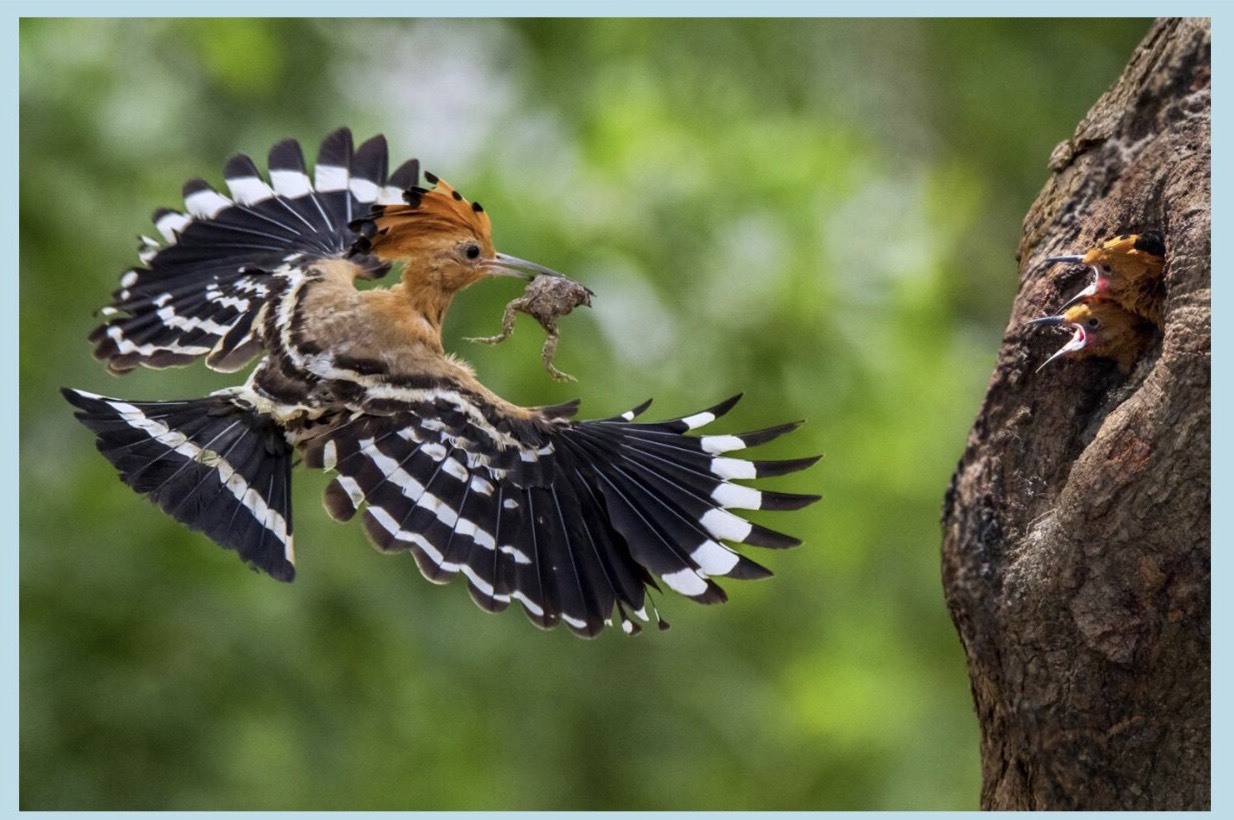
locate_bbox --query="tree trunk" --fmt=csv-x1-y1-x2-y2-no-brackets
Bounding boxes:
941,18,1210,811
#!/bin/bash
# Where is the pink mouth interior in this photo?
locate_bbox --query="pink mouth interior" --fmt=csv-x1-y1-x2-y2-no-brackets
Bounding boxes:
1067,326,1088,351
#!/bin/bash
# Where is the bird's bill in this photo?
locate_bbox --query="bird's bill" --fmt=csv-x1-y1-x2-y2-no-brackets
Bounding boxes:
1028,315,1090,371
1059,282,1100,311
1044,254,1085,265
486,253,568,280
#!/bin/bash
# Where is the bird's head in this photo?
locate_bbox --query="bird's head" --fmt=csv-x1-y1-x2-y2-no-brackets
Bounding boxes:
349,172,566,296
1026,300,1153,372
1045,231,1166,308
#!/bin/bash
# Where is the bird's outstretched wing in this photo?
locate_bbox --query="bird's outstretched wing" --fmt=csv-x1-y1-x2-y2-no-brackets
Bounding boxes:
62,387,297,581
301,393,819,637
90,128,418,374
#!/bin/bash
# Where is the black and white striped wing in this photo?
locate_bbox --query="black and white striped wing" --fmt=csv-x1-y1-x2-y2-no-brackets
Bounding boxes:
301,395,819,637
91,128,420,374
62,388,297,581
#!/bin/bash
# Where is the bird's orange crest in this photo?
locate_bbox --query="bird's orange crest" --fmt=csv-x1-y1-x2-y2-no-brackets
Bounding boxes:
1079,232,1165,282
349,172,495,259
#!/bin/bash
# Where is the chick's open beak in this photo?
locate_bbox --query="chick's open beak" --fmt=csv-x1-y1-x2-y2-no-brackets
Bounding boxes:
1059,282,1100,312
1027,314,1090,371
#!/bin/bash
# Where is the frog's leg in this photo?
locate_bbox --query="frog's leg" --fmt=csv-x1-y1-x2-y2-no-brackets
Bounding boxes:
465,299,522,345
539,318,576,382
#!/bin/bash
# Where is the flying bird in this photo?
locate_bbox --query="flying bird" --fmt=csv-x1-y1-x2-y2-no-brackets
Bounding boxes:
64,128,820,637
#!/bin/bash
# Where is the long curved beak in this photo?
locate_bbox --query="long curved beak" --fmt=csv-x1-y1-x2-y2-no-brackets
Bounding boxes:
1027,314,1089,372
1058,282,1099,312
486,253,568,280
1036,327,1089,371
1044,254,1085,266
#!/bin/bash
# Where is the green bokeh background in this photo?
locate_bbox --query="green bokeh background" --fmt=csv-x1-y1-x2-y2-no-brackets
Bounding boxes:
20,17,1148,811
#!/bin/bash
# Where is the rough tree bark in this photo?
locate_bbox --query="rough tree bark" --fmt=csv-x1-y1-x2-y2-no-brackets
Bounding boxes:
942,18,1210,811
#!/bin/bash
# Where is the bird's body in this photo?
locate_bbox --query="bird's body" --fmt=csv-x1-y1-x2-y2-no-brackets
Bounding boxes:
65,128,819,637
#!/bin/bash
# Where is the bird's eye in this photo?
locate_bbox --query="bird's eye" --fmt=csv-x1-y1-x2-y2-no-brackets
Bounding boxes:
463,243,481,261
1086,318,1101,329
1102,264,1112,272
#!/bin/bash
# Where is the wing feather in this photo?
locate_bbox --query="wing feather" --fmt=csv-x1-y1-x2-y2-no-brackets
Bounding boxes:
305,393,817,635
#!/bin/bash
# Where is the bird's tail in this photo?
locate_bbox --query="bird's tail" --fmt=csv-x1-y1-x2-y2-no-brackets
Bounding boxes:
61,388,296,581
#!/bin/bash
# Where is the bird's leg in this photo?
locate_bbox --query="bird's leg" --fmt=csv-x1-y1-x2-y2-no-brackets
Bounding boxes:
465,299,523,345
539,319,575,382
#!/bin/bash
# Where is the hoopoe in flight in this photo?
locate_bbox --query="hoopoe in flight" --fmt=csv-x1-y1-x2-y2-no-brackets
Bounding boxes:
63,128,820,637
1029,230,1166,371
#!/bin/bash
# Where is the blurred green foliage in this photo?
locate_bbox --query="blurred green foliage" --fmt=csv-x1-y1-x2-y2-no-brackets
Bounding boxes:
20,17,1148,810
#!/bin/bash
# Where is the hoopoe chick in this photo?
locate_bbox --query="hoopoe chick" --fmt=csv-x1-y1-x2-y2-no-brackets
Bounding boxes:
1027,300,1155,373
1045,230,1166,327
466,273,594,382
63,128,821,638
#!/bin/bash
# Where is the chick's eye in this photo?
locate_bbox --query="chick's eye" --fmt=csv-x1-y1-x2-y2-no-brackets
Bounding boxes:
1102,264,1112,272
1086,318,1101,329
464,243,481,260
